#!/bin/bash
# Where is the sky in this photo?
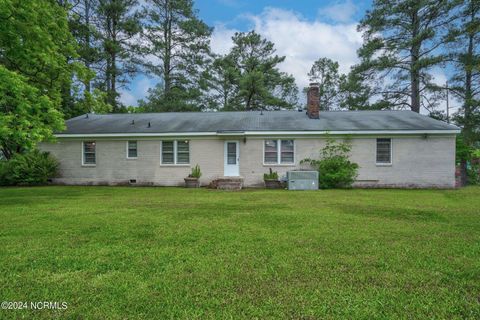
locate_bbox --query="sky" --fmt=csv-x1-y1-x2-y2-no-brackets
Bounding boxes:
120,0,454,113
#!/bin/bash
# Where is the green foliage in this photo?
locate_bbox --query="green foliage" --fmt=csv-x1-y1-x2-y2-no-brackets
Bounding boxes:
263,168,279,181
307,58,341,110
189,165,202,179
467,163,480,185
456,135,475,164
139,0,212,112
302,138,359,189
357,0,453,112
0,0,78,106
96,0,142,110
338,65,384,111
0,150,59,186
447,0,480,147
0,66,65,159
207,31,298,111
429,110,449,122
202,55,239,110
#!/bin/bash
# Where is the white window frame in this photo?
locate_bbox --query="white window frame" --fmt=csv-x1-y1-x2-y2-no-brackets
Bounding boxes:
160,140,190,166
126,141,138,159
82,141,96,166
376,138,393,166
263,139,295,166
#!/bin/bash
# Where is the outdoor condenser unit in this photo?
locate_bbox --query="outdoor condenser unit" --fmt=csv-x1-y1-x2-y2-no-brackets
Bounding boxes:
287,171,319,190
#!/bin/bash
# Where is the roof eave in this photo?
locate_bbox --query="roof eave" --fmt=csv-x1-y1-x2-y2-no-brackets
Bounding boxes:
54,129,460,138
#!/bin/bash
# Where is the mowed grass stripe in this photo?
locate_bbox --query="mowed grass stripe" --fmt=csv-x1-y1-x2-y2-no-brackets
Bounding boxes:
0,186,479,319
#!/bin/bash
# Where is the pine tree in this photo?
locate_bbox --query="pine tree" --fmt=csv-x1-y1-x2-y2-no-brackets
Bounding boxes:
202,54,238,110
217,31,298,111
307,58,342,111
448,0,480,145
358,0,455,113
96,0,142,110
140,0,212,111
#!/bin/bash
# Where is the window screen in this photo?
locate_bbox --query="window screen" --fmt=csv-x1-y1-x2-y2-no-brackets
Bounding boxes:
376,138,391,164
83,141,96,165
127,141,137,158
264,140,278,163
280,140,294,163
162,141,174,164
176,141,190,164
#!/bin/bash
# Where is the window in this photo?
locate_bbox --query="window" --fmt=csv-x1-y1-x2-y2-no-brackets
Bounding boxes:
264,140,294,164
376,138,392,165
176,141,190,164
83,141,96,165
127,141,137,159
161,140,190,165
281,140,294,163
264,140,278,163
227,142,237,164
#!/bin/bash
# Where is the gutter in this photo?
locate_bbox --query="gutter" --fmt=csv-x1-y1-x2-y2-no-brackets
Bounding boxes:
54,129,460,138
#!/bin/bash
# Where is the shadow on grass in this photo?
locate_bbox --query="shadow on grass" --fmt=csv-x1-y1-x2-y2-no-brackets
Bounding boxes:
333,203,448,223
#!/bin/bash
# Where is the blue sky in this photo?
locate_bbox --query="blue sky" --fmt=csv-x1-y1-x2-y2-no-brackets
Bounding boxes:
121,0,452,113
121,0,374,106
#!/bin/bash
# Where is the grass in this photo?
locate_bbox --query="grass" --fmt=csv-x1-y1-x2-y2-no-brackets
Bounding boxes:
0,186,479,319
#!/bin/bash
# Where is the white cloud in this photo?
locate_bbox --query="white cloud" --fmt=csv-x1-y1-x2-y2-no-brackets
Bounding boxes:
120,77,157,106
120,90,137,107
210,23,238,55
211,7,363,91
317,0,358,23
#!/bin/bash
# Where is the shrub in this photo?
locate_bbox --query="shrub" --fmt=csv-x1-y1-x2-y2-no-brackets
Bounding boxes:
467,163,480,185
0,150,59,186
302,138,359,189
263,168,279,181
189,164,202,179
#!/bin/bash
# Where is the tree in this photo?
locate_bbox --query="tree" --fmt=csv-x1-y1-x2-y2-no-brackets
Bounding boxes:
339,68,371,110
66,0,103,94
213,31,298,111
447,0,480,146
140,0,212,111
307,58,342,110
202,54,238,110
358,0,455,113
0,0,79,157
0,66,64,159
0,0,78,107
96,0,142,110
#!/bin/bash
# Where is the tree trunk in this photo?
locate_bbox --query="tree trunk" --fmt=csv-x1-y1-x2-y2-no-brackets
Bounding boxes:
410,9,421,113
111,51,116,109
84,0,91,93
463,2,475,145
163,0,172,94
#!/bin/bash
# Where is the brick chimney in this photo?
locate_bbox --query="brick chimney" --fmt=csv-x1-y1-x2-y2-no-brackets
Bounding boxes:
307,83,320,119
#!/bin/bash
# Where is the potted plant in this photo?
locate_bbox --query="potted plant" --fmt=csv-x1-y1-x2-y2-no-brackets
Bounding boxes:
263,168,282,189
185,165,202,188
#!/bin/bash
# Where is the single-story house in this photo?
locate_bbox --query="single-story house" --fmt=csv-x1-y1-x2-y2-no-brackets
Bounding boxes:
39,84,460,188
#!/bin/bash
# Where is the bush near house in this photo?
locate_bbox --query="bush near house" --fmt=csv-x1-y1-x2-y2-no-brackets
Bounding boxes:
0,150,59,186
302,138,359,188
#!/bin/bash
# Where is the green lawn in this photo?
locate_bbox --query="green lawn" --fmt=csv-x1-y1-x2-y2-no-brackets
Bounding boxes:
0,187,479,319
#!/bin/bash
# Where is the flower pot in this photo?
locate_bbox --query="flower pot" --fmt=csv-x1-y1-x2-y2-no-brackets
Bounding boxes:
184,177,200,188
264,179,283,189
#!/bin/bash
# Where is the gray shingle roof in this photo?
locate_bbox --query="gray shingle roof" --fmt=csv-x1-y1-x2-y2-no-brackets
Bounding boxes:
58,110,459,135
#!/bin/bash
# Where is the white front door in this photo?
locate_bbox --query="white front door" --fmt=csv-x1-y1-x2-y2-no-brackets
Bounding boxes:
224,141,240,176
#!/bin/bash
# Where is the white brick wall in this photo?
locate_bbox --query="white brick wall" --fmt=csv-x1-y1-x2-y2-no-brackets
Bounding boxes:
39,135,456,188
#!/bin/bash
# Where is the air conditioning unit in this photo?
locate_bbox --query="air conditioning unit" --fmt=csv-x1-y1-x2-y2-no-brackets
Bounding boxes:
287,171,319,190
